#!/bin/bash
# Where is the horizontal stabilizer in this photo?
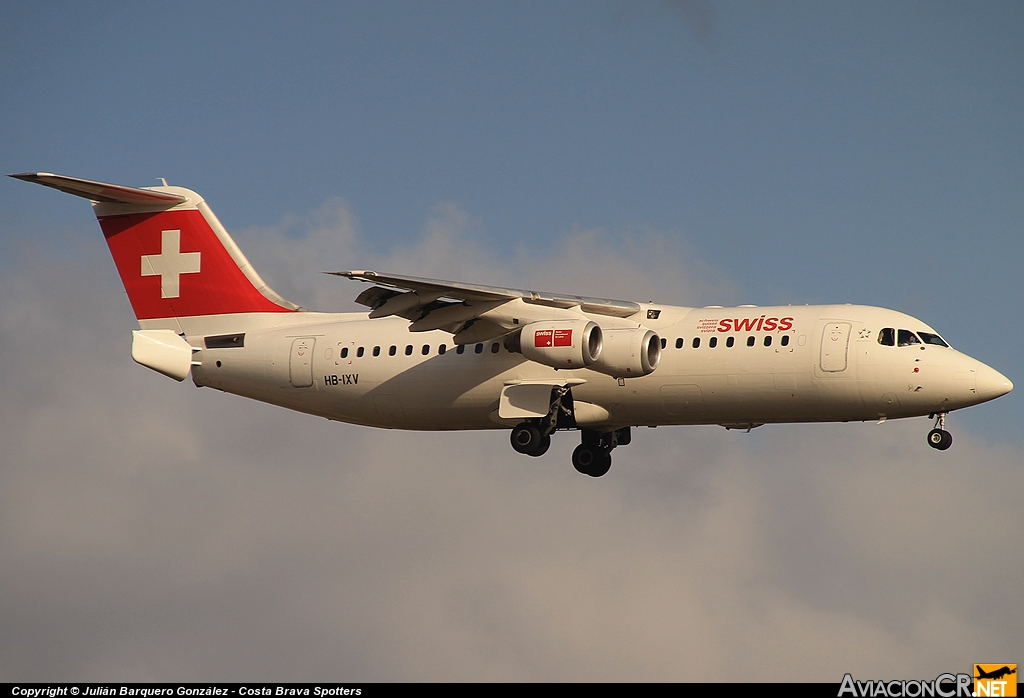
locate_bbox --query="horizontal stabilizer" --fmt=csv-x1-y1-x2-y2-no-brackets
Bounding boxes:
9,172,186,205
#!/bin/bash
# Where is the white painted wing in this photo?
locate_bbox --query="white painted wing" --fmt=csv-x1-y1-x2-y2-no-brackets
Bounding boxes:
329,270,640,319
327,270,643,344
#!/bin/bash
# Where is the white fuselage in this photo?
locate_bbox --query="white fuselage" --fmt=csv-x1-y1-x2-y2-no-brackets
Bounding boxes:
188,303,1005,432
12,172,1011,472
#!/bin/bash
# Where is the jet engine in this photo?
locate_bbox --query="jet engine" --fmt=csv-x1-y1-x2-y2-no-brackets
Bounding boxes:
503,319,602,369
589,327,660,378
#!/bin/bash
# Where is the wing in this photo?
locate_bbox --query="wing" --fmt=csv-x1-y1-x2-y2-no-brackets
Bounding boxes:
327,270,642,343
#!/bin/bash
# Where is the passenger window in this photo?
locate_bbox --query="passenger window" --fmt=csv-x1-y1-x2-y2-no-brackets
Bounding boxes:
388,345,396,356
661,338,667,349
341,347,349,358
475,343,484,354
897,329,921,347
456,345,465,355
764,336,772,347
438,344,446,355
675,338,683,349
709,336,718,348
405,345,413,355
372,346,381,357
781,335,790,347
491,342,500,353
746,336,755,347
726,336,735,348
357,347,364,358
422,344,430,355
878,328,895,346
918,332,949,347
692,337,700,348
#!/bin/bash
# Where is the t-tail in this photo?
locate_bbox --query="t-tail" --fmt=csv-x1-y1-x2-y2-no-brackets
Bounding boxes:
10,172,302,380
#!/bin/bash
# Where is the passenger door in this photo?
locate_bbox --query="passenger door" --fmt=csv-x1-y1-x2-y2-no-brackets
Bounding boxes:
820,322,851,372
289,337,315,387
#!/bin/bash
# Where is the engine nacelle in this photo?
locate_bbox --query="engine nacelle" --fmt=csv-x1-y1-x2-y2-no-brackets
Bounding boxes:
504,319,602,369
589,327,660,378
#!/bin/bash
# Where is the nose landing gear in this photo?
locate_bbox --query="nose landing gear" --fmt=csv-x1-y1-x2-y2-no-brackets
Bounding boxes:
927,412,953,451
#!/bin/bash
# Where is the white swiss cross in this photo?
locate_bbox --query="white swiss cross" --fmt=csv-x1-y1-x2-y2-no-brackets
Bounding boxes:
141,229,201,299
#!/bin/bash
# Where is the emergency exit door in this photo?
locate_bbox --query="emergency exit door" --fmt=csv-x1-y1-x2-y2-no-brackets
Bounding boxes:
820,323,851,372
289,337,315,387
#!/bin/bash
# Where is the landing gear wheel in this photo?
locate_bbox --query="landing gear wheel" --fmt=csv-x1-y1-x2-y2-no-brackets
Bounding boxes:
927,428,953,451
572,445,612,477
529,434,551,457
511,423,545,456
591,452,612,477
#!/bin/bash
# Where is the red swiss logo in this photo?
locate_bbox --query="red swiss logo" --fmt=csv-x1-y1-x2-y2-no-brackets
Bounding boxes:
535,329,573,348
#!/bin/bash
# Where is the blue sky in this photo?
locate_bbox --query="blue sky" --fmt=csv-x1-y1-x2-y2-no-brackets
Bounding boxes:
1,1,1021,680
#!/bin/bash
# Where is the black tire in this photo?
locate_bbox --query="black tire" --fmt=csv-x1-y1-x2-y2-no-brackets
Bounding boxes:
927,428,953,451
572,445,611,477
589,452,612,477
528,434,551,457
572,444,596,474
511,423,543,455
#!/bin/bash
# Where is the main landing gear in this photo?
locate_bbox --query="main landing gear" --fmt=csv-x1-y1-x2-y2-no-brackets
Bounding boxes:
927,412,953,451
571,427,630,478
508,387,631,476
511,423,631,477
510,422,550,457
509,385,571,458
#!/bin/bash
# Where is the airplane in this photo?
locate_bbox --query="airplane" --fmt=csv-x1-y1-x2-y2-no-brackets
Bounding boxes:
10,172,1014,477
975,666,1016,681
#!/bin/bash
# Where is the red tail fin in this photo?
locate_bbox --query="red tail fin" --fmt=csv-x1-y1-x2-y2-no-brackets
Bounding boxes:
11,173,298,330
98,208,293,320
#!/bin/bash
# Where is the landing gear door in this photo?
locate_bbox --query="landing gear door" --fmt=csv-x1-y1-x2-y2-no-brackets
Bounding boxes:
289,337,315,387
820,322,851,372
499,384,553,419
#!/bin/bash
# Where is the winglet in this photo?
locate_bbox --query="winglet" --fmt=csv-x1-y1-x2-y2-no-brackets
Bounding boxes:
9,172,187,205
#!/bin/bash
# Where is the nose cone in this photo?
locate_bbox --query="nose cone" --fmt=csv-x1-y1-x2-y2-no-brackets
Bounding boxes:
976,363,1013,401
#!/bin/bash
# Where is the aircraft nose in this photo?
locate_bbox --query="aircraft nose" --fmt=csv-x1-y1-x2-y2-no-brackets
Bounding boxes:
976,362,1013,400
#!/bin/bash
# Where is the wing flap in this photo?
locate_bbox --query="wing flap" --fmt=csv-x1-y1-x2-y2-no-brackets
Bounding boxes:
353,286,400,310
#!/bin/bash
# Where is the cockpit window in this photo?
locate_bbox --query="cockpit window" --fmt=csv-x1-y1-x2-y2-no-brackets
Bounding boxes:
878,328,895,346
918,332,949,347
897,329,921,347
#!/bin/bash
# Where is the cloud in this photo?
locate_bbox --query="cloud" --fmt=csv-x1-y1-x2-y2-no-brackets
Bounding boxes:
239,197,738,312
0,202,1020,681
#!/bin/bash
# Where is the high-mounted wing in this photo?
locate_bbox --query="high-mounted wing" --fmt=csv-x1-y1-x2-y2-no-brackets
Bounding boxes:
327,270,642,343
